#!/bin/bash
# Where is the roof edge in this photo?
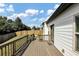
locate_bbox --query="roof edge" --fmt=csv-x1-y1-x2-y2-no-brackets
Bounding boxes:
47,3,74,24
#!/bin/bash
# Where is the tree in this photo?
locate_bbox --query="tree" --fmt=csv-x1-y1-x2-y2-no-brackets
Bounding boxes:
15,17,23,31
15,17,22,23
0,16,2,19
14,17,31,31
3,16,7,20
32,26,40,30
7,19,13,23
0,16,31,34
0,16,7,34
32,26,36,30
6,19,15,32
36,27,40,30
0,16,15,34
25,25,31,30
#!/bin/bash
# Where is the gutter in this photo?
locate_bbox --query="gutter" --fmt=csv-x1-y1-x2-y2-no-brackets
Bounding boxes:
47,3,73,24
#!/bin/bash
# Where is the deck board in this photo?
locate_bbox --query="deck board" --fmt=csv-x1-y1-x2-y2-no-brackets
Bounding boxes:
22,39,63,56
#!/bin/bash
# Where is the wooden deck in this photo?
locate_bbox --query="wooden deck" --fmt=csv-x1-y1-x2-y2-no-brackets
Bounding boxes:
22,39,63,56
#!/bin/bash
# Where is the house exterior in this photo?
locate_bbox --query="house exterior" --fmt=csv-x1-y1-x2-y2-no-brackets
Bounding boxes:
43,3,79,56
42,21,49,40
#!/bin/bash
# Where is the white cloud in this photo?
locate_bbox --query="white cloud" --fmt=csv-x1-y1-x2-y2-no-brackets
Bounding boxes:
7,13,17,20
47,9,55,15
17,9,39,17
8,12,28,20
7,9,39,20
46,4,60,16
17,13,27,17
4,8,40,20
40,10,44,13
54,4,60,9
25,9,39,16
0,3,5,13
6,5,14,12
0,3,5,7
0,8,5,13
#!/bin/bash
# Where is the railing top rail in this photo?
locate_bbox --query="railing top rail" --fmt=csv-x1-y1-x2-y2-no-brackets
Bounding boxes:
38,35,51,36
0,35,27,47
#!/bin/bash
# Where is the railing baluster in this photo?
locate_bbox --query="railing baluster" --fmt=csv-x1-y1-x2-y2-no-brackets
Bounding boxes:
11,43,13,55
9,44,11,56
8,44,9,56
1,48,3,56
13,42,16,56
5,46,7,56
0,35,31,56
0,49,1,56
27,36,28,43
6,45,8,56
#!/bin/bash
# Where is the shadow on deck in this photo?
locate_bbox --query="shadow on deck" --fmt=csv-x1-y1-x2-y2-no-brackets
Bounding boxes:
22,39,63,56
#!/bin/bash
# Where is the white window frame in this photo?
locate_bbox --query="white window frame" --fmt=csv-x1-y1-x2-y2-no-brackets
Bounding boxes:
73,13,79,51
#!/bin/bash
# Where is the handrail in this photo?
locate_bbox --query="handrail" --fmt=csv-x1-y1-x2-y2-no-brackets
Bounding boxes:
37,35,50,41
0,35,33,56
38,35,51,36
0,35,27,47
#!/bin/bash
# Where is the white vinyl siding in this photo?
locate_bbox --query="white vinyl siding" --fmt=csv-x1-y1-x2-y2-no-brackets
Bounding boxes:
54,18,74,56
48,4,79,56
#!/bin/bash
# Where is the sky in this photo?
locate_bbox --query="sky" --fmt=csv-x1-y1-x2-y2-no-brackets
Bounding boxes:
0,3,60,27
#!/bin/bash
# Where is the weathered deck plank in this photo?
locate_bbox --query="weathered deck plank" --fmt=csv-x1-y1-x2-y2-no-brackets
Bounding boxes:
22,39,63,56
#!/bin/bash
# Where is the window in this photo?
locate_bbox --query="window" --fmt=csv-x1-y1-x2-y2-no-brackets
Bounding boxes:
75,16,79,32
75,16,79,50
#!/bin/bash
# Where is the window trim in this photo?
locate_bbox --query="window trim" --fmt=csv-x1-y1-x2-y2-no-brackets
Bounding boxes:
73,13,79,51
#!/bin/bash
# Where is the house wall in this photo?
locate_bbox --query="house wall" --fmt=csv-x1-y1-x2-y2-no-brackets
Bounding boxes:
48,4,79,56
43,22,49,40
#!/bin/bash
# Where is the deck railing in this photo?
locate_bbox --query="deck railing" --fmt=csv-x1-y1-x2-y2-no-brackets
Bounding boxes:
0,35,34,56
37,35,50,41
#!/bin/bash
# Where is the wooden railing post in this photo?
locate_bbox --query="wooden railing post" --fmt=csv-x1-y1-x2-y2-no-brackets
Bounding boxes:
13,42,16,56
0,35,32,56
5,46,7,56
1,48,3,56
27,35,28,43
8,44,9,56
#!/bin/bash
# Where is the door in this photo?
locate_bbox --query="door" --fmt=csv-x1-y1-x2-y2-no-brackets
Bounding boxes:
50,24,54,43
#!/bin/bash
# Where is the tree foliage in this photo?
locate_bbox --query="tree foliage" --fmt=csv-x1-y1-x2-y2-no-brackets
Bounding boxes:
0,16,31,34
32,26,40,30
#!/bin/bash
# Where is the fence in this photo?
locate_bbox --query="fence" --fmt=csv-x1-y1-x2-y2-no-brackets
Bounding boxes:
0,33,16,44
15,30,43,36
0,35,34,56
